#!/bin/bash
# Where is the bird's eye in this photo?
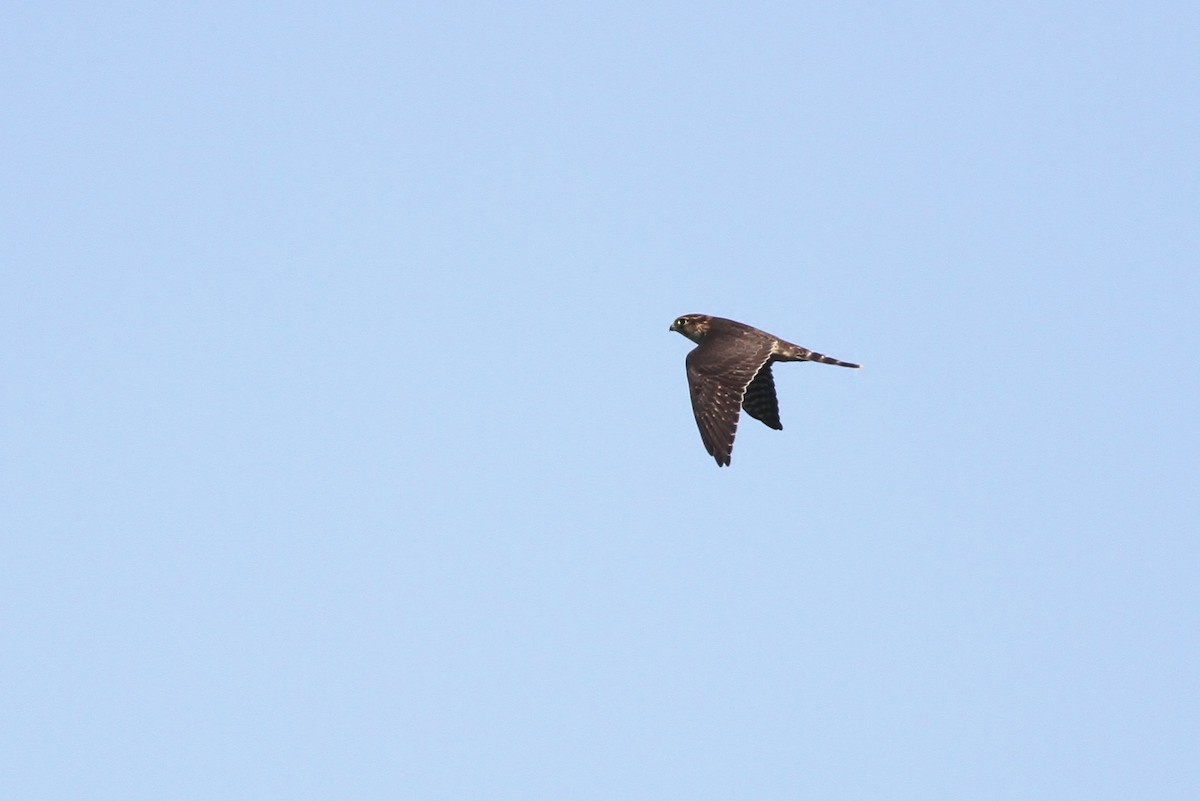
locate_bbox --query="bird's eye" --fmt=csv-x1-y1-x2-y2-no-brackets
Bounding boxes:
676,318,686,327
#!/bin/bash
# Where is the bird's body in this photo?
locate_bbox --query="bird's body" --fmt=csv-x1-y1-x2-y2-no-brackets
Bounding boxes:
669,314,859,466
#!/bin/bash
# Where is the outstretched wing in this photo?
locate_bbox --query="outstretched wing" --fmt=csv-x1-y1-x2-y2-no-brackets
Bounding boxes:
685,336,775,466
741,363,782,430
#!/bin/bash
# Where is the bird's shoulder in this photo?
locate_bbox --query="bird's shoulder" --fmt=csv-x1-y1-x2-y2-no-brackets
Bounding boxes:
704,316,762,338
697,318,773,355
687,320,775,379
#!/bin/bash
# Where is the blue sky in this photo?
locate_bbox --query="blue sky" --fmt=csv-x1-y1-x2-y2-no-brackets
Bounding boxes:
3,3,1198,799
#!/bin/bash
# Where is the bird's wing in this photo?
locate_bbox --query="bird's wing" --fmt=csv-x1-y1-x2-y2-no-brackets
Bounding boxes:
685,338,775,466
741,363,782,430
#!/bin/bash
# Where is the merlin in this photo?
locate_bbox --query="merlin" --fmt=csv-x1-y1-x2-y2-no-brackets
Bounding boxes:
670,314,860,466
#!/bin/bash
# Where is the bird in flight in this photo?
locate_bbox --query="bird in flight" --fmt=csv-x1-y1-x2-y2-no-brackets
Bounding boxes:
670,314,859,466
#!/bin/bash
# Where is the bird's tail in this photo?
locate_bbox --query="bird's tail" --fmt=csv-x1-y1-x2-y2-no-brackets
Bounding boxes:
778,342,860,368
807,350,860,368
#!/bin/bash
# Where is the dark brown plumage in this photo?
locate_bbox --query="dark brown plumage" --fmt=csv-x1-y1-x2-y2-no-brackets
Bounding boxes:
669,314,860,466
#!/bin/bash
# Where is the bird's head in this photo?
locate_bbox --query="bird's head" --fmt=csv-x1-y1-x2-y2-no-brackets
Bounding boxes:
670,314,710,344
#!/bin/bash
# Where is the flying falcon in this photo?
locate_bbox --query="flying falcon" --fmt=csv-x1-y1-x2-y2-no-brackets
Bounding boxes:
670,314,860,466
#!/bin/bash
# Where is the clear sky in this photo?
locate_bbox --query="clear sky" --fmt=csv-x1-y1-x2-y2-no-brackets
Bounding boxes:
3,3,1197,799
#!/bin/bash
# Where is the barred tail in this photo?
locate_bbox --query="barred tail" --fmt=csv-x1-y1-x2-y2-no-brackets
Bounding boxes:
775,339,861,368
806,352,864,371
